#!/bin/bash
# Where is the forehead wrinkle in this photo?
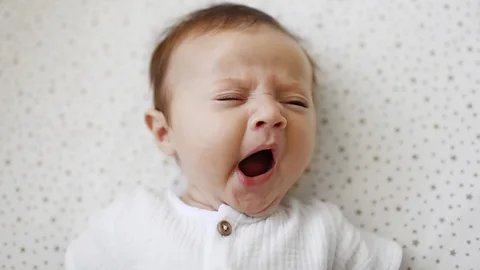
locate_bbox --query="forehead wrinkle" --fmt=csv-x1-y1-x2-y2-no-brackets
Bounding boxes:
168,27,313,93
211,54,309,88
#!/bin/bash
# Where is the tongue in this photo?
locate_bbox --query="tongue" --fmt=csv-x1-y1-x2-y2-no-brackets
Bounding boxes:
239,150,273,177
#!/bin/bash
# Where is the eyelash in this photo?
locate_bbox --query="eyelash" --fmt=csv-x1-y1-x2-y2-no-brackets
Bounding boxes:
215,94,245,101
215,95,308,108
286,100,308,108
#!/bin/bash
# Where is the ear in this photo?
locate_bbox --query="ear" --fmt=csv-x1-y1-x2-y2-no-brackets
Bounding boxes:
144,108,176,156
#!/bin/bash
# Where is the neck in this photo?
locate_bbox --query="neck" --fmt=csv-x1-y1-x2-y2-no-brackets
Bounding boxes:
180,185,219,212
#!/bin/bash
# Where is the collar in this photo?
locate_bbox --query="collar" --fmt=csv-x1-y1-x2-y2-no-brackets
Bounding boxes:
166,188,270,225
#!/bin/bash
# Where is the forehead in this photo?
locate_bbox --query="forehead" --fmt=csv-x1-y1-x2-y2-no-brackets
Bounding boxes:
166,25,313,89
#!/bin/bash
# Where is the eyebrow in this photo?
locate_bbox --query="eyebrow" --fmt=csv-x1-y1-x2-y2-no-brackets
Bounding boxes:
275,80,310,95
212,76,310,95
212,77,253,89
213,78,244,85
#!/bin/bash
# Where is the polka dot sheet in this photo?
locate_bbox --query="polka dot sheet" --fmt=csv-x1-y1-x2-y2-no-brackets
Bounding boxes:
0,0,479,269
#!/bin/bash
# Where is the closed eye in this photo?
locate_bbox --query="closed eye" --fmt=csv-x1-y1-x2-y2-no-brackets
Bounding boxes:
286,100,308,108
215,94,246,102
216,97,244,101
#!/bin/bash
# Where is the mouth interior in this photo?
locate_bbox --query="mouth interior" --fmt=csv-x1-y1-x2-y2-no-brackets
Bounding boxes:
238,149,275,177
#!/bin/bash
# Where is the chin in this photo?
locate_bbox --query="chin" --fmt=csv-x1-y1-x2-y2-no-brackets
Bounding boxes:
245,204,279,218
232,192,283,218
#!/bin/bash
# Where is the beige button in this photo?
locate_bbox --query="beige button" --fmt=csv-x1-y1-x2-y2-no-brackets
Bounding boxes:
217,220,232,236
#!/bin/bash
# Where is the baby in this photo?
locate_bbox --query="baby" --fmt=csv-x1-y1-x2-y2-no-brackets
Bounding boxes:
66,3,402,270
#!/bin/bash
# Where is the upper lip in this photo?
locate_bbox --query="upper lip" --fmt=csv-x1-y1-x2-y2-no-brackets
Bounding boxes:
241,143,279,162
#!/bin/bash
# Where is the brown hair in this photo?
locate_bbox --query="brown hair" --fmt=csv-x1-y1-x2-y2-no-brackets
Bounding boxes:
149,3,317,123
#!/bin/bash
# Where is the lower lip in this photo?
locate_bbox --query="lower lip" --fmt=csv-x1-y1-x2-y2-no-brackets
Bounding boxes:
237,163,277,187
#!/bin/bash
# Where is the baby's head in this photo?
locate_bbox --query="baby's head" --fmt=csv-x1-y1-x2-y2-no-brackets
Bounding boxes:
145,3,317,217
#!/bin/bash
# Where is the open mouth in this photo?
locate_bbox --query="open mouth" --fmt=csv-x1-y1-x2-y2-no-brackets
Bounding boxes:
238,149,275,177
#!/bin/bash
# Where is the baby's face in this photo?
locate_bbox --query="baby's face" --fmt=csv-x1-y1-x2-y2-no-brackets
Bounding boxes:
161,25,316,216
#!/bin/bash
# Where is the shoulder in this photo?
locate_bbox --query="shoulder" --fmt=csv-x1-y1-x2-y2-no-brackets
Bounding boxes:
281,194,346,227
278,195,349,249
85,186,173,233
281,195,403,270
83,187,169,224
65,186,172,270
118,186,170,214
113,186,170,210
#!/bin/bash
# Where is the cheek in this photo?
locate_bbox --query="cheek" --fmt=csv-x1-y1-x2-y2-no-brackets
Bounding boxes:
286,117,316,167
173,109,247,178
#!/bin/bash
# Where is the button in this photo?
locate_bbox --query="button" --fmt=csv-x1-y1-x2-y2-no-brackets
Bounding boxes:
217,220,232,236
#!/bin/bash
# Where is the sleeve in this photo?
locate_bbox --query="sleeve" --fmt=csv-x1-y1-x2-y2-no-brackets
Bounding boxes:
326,203,403,270
64,192,132,270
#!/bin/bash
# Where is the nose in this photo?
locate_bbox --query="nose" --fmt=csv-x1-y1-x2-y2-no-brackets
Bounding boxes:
249,100,287,130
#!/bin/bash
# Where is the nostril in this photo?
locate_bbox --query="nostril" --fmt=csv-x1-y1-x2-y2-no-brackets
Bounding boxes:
256,121,266,128
255,120,285,129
